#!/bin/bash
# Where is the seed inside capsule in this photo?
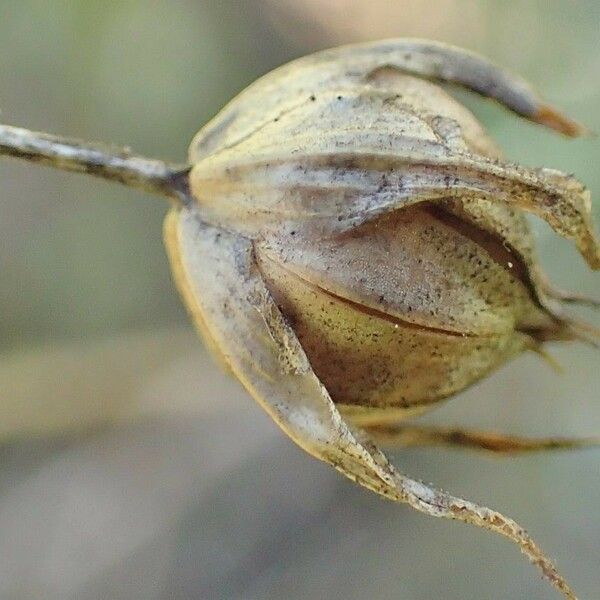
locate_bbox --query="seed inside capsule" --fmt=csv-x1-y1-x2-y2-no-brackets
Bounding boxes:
256,203,555,410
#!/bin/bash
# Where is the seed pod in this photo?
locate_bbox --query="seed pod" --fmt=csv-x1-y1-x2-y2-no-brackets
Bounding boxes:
163,40,600,599
2,36,599,600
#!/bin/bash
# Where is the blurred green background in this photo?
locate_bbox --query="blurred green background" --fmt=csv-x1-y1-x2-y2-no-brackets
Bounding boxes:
0,1,598,599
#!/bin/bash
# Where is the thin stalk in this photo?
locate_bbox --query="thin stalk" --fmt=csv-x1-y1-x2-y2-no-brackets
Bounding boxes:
0,123,191,204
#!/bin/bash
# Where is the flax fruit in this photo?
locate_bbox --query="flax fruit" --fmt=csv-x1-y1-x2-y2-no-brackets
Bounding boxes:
167,40,599,599
2,38,598,600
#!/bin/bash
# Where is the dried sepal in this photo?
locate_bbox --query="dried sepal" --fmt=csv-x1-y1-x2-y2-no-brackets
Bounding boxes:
190,39,584,165
364,423,600,454
189,68,599,269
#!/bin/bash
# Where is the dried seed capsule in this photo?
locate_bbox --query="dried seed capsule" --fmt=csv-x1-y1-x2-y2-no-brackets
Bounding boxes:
1,36,598,600
164,40,600,599
187,41,598,416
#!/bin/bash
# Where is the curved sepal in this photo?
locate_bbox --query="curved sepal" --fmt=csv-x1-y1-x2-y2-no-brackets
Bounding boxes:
191,39,583,163
191,109,599,268
164,206,390,491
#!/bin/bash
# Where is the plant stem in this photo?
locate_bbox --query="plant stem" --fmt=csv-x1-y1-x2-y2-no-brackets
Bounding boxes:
0,123,191,204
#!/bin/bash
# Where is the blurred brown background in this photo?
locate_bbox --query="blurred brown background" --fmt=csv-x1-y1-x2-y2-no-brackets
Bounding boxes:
1,1,599,599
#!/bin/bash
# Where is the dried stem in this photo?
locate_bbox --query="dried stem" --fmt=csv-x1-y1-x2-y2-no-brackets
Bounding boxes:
0,123,191,204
